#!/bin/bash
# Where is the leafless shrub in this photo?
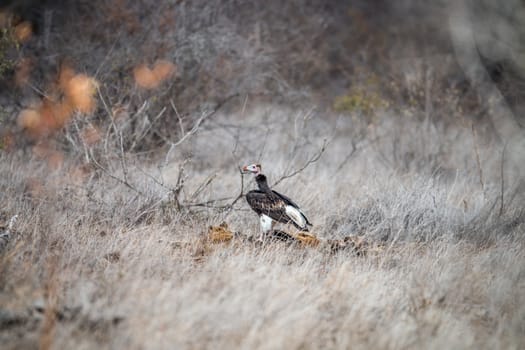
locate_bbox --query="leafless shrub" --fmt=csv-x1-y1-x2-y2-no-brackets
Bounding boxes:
1,101,525,348
1,1,525,348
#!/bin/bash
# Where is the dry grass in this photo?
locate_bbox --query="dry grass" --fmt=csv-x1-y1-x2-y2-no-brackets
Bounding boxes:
1,106,524,349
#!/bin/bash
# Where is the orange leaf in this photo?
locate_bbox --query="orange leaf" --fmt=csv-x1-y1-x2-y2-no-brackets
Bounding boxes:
133,64,158,89
14,21,32,43
65,74,98,113
52,100,74,127
134,60,176,89
17,109,41,130
153,60,176,80
58,66,76,93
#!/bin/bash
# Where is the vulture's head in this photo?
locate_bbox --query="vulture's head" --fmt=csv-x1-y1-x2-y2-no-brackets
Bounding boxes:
242,163,262,175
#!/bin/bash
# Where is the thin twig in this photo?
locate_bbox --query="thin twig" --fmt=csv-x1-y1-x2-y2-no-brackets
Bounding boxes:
191,166,245,214
135,165,172,191
170,99,185,135
89,150,144,196
187,196,235,207
26,82,52,99
272,139,328,187
63,121,80,152
72,116,90,163
499,143,506,217
256,127,271,163
335,140,357,174
129,106,166,151
227,166,245,209
163,94,239,168
136,159,190,211
190,173,217,200
471,124,485,196
163,110,206,167
188,203,250,211
97,86,128,182
171,160,188,210
94,32,121,79
241,94,249,116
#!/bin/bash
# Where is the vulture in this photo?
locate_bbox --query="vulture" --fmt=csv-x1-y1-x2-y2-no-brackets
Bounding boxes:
242,163,312,236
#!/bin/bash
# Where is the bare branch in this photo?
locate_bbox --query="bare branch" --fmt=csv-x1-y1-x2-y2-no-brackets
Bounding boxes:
256,127,271,164
186,196,235,207
190,173,217,200
170,99,185,135
129,106,166,151
26,82,52,100
499,143,506,217
89,150,145,196
97,87,129,183
172,160,189,210
241,94,249,117
471,124,485,197
272,139,328,187
227,166,246,209
188,166,245,213
87,94,241,213
163,94,239,168
163,110,207,167
135,165,172,192
71,116,91,164
335,140,357,174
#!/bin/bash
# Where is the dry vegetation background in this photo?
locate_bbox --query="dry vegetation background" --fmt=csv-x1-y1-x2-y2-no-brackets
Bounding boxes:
1,0,525,349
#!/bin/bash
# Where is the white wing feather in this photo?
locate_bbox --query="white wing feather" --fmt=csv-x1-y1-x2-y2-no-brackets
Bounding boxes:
285,205,306,229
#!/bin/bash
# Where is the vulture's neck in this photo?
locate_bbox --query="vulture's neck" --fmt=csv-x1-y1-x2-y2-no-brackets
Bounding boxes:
255,174,271,193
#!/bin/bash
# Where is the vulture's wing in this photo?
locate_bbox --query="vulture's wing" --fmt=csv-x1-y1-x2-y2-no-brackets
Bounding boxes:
246,190,290,225
272,190,312,227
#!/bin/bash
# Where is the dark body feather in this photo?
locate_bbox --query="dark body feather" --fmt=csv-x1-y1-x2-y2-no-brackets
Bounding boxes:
245,174,312,230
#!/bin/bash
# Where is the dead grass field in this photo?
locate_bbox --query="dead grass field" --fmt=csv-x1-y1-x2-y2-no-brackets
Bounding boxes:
1,106,524,349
